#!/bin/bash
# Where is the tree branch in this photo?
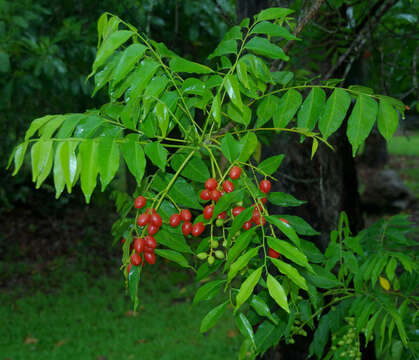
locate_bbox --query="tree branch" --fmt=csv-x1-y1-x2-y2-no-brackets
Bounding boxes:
271,0,326,72
324,0,398,80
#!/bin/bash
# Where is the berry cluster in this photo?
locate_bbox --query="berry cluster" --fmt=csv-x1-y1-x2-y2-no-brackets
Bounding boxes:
169,209,205,237
123,166,288,270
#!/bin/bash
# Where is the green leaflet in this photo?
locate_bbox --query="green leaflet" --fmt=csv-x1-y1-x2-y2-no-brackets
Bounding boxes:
251,21,299,40
208,39,237,59
200,301,228,333
256,95,281,128
53,143,65,199
120,134,146,186
79,139,99,203
227,247,259,284
220,133,243,163
193,280,225,305
227,103,251,126
226,228,256,268
236,313,256,346
39,116,65,140
267,237,309,268
235,266,263,311
97,137,120,191
92,30,134,74
273,89,302,128
256,7,294,21
297,87,326,131
245,37,289,61
270,258,308,290
238,132,258,162
11,142,29,176
152,172,202,210
318,88,351,139
377,99,399,141
267,192,306,207
144,142,167,171
267,274,289,313
126,59,160,101
227,207,254,243
210,93,221,125
92,52,122,97
31,139,53,184
25,115,55,140
250,295,277,324
113,43,147,84
224,74,243,111
56,140,78,194
154,228,193,254
236,60,249,89
170,151,210,183
154,249,191,268
169,56,213,74
346,94,378,156
257,155,284,176
266,215,301,247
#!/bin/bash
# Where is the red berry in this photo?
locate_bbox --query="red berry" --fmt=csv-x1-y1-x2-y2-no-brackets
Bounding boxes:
134,196,147,209
126,263,133,275
121,238,126,245
203,205,214,220
169,214,181,227
279,218,289,225
229,166,241,180
217,211,227,219
147,224,159,235
180,209,192,222
268,248,280,258
260,197,267,204
144,252,156,265
144,246,154,253
232,206,245,217
243,221,252,230
205,178,217,191
150,213,162,227
252,208,261,222
200,189,211,201
192,222,205,237
144,235,157,249
254,215,266,226
211,189,222,202
137,213,150,227
260,179,271,194
222,180,234,193
133,237,145,253
182,221,192,236
130,253,142,266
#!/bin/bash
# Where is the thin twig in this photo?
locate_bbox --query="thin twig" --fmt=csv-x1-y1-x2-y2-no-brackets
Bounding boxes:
271,0,326,72
324,0,398,80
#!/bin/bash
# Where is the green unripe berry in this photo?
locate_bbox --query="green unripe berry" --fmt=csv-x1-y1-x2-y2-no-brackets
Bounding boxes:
338,340,344,346
288,338,295,344
215,250,225,259
197,252,208,260
207,255,215,265
236,201,243,207
216,219,224,227
222,239,227,247
211,239,219,248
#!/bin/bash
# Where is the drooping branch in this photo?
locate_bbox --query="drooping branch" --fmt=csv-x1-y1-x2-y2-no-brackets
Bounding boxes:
271,0,326,72
324,0,398,80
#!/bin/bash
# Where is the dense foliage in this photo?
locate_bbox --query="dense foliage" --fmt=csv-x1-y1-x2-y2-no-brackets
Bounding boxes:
8,6,418,360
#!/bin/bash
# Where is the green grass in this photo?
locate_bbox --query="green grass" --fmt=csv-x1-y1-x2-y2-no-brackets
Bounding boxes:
0,257,240,360
388,133,419,156
388,132,419,198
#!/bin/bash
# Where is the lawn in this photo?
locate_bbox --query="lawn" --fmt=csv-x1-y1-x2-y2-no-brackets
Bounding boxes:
388,131,419,198
0,256,240,360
